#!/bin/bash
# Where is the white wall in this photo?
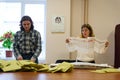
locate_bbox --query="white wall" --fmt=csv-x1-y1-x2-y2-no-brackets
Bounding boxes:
71,0,84,36
46,0,71,64
89,0,120,65
46,0,120,66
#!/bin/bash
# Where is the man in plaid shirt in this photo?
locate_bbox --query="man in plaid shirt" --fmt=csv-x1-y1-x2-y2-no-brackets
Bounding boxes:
13,15,42,63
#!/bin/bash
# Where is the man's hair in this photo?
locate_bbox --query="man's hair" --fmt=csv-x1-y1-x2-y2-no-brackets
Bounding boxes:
19,15,34,31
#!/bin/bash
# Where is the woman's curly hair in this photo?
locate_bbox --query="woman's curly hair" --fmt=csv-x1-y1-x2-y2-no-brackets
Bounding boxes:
81,24,95,38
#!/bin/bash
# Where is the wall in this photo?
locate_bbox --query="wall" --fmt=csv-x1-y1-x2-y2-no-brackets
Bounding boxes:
46,0,71,64
71,0,120,65
89,0,120,65
71,0,84,36
46,0,120,66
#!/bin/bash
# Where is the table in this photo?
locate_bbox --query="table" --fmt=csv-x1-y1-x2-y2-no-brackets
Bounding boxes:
0,69,120,80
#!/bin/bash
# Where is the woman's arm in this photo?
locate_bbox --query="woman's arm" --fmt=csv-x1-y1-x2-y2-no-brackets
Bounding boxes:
94,38,109,54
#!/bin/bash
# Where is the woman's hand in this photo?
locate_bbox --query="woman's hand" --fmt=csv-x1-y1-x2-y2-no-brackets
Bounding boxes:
66,38,70,43
105,41,109,47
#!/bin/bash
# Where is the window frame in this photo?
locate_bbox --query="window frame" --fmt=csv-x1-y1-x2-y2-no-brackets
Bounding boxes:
0,0,46,62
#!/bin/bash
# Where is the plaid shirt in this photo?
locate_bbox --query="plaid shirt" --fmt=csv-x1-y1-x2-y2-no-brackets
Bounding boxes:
13,30,42,58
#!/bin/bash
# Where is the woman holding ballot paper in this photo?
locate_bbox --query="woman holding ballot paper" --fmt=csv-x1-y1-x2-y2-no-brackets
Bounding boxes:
65,24,109,63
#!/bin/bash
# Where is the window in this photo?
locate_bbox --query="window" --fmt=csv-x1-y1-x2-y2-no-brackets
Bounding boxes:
0,0,46,62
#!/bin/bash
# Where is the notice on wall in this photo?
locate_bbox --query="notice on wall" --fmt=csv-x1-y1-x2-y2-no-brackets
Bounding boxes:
51,16,65,33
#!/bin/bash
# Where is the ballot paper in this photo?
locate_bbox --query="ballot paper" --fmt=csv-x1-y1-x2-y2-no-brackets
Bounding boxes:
0,60,73,72
66,37,95,52
91,68,120,73
66,37,107,54
50,62,112,69
71,62,112,69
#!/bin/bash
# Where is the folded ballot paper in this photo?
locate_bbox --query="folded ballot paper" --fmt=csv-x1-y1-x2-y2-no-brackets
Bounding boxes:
50,62,112,69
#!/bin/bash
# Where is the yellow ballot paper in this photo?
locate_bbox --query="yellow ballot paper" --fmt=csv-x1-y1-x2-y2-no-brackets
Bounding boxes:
91,68,120,73
2,60,21,72
0,60,73,73
49,62,73,73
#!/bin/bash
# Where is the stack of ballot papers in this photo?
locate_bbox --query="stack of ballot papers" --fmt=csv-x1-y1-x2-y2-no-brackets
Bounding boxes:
71,62,112,69
91,68,120,73
0,60,73,72
50,62,112,69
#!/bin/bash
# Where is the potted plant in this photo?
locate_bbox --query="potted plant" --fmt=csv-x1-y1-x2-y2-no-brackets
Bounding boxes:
0,31,14,57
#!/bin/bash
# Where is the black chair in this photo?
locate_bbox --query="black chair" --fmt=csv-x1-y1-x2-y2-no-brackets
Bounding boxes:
55,59,76,63
115,24,120,68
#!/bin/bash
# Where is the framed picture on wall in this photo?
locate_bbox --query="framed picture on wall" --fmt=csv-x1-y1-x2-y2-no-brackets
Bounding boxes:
51,16,65,33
